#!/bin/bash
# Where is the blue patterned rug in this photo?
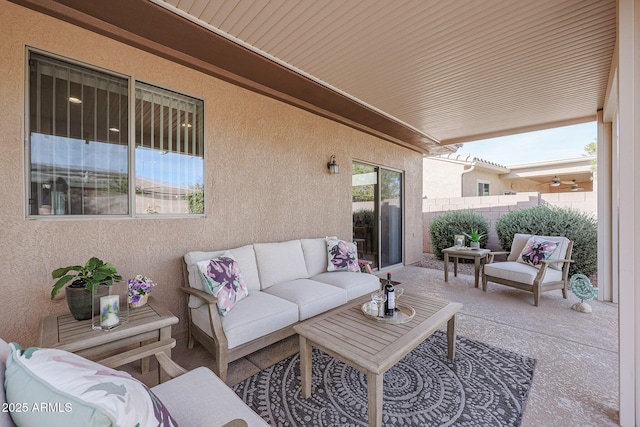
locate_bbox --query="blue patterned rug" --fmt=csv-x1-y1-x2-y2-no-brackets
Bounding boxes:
233,331,536,426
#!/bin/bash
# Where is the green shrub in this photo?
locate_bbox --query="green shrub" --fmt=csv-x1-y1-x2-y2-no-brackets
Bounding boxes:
429,211,489,259
494,205,597,277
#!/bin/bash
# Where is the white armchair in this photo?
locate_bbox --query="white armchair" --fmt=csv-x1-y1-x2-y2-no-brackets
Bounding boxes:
482,233,574,306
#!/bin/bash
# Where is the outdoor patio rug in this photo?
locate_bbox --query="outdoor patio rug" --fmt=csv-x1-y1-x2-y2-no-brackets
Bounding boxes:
232,330,536,426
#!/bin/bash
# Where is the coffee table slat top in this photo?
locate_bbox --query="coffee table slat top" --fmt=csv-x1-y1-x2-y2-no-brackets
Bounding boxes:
41,296,178,352
294,293,462,375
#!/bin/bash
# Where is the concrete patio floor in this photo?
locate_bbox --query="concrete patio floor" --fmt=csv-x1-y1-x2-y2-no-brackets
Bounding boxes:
127,264,619,426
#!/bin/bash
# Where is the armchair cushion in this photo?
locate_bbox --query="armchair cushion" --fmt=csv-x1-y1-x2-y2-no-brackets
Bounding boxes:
4,343,177,427
484,261,563,285
0,339,14,427
516,236,558,268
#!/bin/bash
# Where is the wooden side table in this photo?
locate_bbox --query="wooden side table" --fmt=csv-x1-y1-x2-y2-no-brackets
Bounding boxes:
442,246,491,288
41,296,179,383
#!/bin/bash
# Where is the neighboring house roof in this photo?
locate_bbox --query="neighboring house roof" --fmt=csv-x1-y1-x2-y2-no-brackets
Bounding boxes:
426,153,510,173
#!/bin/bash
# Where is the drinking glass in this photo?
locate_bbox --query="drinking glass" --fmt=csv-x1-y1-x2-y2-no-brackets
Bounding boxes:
371,292,386,317
395,287,404,307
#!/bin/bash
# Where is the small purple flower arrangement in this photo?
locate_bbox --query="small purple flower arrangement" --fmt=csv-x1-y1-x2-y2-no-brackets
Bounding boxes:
127,274,157,307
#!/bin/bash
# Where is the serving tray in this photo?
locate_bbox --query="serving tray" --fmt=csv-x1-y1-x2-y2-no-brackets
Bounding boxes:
361,302,416,324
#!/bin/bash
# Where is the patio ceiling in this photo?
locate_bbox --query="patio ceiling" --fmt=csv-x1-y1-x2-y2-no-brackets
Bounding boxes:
11,0,617,155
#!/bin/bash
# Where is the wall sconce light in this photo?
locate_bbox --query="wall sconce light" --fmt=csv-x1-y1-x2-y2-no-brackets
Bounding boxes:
327,155,339,174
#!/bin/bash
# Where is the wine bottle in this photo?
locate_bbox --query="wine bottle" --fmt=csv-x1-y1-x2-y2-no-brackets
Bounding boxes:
384,274,395,316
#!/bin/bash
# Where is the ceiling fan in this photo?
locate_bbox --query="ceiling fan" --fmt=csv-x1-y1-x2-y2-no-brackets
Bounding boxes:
550,176,573,187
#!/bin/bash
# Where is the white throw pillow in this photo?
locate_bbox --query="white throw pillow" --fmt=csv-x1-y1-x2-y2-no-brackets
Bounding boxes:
197,251,249,316
5,343,177,426
326,237,360,272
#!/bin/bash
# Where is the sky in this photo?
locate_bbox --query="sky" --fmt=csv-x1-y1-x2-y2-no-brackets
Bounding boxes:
454,121,596,166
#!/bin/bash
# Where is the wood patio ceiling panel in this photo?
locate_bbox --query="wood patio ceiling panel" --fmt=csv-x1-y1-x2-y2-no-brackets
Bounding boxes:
158,0,616,145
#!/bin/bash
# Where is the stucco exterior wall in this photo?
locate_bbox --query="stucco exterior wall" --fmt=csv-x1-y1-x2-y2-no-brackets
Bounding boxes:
422,159,463,198
0,2,423,345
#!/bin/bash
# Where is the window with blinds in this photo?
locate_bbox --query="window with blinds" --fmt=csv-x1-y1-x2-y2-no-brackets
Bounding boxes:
27,51,204,217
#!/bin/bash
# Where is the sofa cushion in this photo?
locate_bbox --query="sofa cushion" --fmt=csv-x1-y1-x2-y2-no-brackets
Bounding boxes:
326,237,360,272
516,236,559,268
253,240,309,289
192,291,298,349
151,367,269,426
197,252,249,316
312,271,380,301
484,261,563,285
5,343,177,427
185,245,260,308
300,238,329,277
507,234,570,270
263,279,347,320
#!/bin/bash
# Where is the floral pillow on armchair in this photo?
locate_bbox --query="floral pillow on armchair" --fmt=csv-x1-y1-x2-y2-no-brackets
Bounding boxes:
517,236,559,268
197,251,249,315
326,237,360,272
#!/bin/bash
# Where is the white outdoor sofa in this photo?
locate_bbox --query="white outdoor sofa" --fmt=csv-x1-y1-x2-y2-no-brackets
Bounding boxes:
182,237,380,383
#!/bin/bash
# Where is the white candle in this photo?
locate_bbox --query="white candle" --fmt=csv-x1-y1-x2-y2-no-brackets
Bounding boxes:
100,295,119,327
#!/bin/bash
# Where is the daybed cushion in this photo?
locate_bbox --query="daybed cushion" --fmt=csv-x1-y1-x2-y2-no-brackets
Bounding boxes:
253,241,309,289
191,291,299,349
312,271,380,301
263,279,347,320
151,367,269,427
300,238,329,277
484,261,564,285
185,245,260,308
4,343,176,427
507,233,570,270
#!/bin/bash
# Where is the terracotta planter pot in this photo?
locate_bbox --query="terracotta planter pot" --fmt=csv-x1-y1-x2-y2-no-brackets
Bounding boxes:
65,280,109,320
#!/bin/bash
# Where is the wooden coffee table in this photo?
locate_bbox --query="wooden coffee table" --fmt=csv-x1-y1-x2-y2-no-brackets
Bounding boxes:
293,293,462,427
442,246,491,288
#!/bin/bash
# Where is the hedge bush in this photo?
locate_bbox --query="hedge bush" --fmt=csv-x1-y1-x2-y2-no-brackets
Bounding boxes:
429,211,489,260
494,205,597,277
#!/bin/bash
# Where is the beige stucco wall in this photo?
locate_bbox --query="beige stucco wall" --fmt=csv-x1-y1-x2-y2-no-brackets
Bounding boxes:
422,158,463,198
0,2,423,345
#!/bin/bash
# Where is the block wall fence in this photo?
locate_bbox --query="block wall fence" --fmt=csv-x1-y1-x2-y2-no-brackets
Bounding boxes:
422,191,598,253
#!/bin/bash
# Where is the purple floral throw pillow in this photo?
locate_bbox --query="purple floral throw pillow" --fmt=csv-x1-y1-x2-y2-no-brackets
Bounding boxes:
197,252,249,316
326,237,360,272
517,236,558,268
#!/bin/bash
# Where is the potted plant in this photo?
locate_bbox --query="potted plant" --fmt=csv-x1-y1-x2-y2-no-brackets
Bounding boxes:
463,229,486,249
128,274,157,308
51,257,122,321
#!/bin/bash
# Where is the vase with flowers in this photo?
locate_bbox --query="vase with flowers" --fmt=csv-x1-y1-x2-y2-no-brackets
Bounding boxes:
128,275,157,308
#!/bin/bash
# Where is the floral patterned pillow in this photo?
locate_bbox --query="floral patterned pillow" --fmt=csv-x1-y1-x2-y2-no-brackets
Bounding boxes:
326,237,360,272
5,343,177,426
197,251,249,316
517,236,559,268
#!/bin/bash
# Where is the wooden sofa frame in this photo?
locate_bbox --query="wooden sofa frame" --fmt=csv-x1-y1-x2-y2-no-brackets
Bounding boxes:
481,240,574,306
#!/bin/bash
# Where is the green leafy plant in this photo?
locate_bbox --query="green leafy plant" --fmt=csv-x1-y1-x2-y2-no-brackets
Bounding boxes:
429,211,489,259
494,205,597,277
463,228,487,242
51,257,122,299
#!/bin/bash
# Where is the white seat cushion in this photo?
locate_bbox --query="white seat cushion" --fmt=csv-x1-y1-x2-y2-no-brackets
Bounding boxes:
263,279,347,320
484,261,563,285
254,240,309,289
300,238,329,277
192,291,298,349
312,271,380,301
151,367,269,427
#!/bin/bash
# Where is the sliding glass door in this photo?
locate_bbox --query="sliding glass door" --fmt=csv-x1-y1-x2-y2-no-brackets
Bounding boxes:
352,161,403,270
